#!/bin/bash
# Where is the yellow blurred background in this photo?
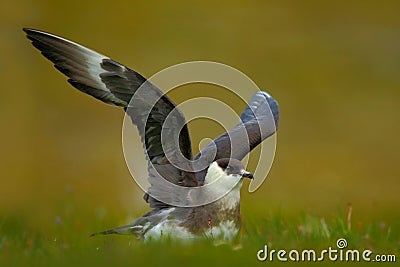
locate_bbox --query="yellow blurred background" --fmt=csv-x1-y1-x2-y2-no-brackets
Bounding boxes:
1,0,399,230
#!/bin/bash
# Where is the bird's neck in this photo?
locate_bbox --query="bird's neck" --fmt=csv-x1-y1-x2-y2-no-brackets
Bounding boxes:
203,162,243,205
204,162,225,184
214,183,242,212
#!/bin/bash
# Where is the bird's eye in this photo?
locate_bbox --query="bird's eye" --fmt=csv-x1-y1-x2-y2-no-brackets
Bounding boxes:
226,166,231,171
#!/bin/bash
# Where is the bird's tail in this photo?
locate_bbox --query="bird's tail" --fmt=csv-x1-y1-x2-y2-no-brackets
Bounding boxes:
90,224,144,237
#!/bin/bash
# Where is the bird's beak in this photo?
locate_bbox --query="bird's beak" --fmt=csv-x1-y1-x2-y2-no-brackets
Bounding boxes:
241,170,254,179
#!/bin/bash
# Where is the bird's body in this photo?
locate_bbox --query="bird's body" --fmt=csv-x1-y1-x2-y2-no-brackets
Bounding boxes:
23,28,279,242
96,161,244,242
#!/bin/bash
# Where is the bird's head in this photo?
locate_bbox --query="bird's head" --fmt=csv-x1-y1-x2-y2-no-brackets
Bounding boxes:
204,158,253,185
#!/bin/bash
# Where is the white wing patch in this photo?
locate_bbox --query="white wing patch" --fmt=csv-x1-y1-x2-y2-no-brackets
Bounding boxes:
27,29,112,93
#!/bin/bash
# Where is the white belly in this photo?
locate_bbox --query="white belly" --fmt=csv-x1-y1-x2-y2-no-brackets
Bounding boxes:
143,219,239,243
144,220,195,242
205,220,239,242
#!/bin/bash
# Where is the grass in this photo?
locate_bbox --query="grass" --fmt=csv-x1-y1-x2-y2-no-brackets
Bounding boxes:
0,204,398,267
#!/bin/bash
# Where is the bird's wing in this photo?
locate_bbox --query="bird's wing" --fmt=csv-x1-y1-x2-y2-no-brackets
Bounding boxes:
194,91,279,185
23,28,197,208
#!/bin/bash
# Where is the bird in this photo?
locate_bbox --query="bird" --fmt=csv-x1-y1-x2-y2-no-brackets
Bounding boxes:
23,28,279,243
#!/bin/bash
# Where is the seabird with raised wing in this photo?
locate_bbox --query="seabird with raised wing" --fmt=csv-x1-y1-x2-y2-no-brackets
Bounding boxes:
23,28,279,243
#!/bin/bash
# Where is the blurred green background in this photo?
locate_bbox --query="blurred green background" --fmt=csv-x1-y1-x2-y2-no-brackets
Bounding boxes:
0,0,399,263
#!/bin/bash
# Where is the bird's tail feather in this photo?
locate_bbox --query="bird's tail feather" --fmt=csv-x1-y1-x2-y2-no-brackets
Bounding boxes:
90,225,144,237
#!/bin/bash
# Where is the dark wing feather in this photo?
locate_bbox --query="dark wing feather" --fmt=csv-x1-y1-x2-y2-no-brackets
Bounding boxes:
23,28,197,208
194,91,279,185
